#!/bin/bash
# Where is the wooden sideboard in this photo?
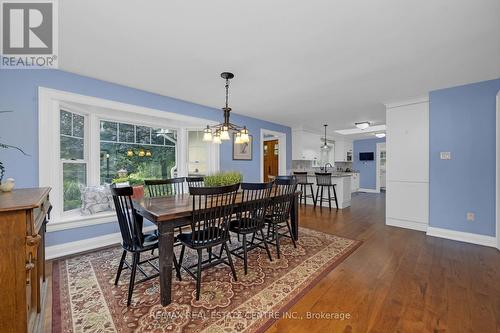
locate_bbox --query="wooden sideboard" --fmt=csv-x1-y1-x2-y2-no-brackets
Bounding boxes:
0,188,51,333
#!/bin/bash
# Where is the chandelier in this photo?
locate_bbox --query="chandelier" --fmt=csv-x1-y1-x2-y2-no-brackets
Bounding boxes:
202,72,249,144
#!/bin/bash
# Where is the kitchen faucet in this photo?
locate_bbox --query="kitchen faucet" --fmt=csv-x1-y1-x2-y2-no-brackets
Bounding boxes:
321,163,333,172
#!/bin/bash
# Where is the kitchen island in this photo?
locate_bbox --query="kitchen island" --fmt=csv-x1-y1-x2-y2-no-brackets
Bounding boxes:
293,172,352,209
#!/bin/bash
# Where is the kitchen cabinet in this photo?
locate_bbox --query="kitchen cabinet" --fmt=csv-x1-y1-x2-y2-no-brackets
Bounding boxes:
292,129,322,166
334,139,353,162
351,173,360,192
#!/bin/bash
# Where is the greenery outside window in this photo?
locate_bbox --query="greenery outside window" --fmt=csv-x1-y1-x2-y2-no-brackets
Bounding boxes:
60,110,87,211
100,120,177,184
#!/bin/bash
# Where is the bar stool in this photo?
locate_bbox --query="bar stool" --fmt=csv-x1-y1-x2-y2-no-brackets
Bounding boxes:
293,172,316,206
314,172,338,211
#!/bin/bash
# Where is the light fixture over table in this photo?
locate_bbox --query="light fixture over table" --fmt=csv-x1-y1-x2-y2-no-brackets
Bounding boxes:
355,121,370,130
203,72,249,144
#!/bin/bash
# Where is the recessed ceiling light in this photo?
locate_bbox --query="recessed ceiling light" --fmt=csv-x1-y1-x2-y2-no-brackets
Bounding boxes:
355,121,370,130
375,133,386,138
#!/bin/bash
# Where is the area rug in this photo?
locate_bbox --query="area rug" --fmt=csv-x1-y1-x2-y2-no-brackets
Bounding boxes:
52,227,361,333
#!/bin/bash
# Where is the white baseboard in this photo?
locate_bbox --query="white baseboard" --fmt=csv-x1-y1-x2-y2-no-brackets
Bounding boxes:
386,217,428,232
358,188,380,193
46,225,156,260
426,226,497,248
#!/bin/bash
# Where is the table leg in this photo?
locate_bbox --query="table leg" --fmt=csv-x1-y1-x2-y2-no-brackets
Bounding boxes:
158,222,175,306
290,194,299,240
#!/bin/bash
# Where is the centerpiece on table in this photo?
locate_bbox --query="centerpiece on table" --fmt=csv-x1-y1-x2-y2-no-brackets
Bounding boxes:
204,171,242,186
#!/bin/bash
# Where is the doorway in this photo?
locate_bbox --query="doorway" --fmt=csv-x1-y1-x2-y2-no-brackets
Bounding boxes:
263,139,279,181
376,142,386,192
260,129,287,182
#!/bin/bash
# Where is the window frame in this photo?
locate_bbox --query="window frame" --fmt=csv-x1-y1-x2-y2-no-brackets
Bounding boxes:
39,87,219,232
59,108,89,214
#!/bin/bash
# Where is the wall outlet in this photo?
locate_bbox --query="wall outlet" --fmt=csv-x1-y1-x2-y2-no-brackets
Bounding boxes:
466,212,475,222
440,152,451,160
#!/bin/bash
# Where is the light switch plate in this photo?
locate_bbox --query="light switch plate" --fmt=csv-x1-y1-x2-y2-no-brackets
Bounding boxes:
466,212,475,221
440,152,451,160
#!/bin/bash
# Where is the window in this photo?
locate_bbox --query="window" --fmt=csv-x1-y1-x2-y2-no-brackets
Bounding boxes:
60,110,87,211
39,87,220,230
99,121,177,184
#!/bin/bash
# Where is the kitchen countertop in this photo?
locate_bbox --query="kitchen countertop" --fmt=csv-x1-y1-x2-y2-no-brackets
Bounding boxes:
294,172,352,178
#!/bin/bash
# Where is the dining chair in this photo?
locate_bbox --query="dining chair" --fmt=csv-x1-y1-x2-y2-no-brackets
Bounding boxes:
186,176,204,187
177,183,239,300
144,177,186,197
229,182,273,274
110,185,181,306
314,172,339,211
264,178,298,258
144,177,188,253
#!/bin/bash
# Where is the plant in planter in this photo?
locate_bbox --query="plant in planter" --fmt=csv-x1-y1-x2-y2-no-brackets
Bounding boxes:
0,111,29,190
204,171,243,187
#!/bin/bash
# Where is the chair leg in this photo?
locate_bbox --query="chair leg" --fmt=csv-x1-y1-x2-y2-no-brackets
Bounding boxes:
127,252,139,306
332,185,339,210
275,224,281,259
314,186,320,208
250,231,256,246
114,250,127,286
224,242,237,281
320,186,324,211
286,221,297,248
195,248,203,301
260,229,273,261
242,234,248,275
310,184,316,206
208,247,212,263
173,251,181,281
327,185,332,210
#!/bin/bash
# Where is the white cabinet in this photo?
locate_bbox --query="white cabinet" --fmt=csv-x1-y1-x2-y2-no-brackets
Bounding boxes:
350,173,360,192
292,129,321,165
385,97,429,230
334,139,353,162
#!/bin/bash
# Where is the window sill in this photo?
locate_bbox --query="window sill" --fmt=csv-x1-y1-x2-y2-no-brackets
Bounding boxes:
47,211,117,232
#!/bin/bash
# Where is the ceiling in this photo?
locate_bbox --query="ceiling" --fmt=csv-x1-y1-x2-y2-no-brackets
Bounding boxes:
58,0,500,135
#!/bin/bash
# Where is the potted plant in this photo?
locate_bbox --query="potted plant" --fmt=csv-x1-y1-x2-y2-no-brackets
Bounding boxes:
204,171,243,186
0,111,29,191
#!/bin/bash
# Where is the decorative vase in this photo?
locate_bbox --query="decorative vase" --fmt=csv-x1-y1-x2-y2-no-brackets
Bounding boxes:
0,178,15,192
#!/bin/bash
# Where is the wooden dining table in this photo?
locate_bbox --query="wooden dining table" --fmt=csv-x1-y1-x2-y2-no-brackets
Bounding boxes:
133,190,300,306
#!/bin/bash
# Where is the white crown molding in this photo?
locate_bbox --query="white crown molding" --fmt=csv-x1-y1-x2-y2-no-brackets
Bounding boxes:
384,95,429,109
427,227,497,248
46,225,157,260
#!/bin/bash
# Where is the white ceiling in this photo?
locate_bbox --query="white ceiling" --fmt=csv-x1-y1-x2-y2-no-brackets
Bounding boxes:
58,0,500,135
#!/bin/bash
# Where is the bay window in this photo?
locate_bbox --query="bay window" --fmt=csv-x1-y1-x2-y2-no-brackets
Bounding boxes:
60,110,88,211
99,120,177,184
39,87,219,231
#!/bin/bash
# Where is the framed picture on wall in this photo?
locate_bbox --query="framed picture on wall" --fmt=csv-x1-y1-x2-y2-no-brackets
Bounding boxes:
232,135,253,160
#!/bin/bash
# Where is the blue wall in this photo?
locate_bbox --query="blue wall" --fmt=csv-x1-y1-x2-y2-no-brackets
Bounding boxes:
353,138,386,190
429,78,500,237
0,69,292,246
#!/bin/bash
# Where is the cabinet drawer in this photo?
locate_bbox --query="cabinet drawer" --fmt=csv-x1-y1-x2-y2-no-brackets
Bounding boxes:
30,195,50,235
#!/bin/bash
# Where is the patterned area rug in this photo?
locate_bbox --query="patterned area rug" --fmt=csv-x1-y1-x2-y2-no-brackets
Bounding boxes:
52,227,360,333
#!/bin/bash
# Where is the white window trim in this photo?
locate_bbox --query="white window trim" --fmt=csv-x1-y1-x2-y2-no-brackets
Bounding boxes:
39,87,219,232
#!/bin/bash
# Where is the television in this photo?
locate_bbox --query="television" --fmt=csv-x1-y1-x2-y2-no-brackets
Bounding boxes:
359,152,374,161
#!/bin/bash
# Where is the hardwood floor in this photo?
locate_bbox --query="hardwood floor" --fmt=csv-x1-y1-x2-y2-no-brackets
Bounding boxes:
43,193,499,332
267,192,500,333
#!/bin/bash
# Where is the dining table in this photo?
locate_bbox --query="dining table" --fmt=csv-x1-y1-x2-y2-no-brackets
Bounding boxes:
133,190,301,306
